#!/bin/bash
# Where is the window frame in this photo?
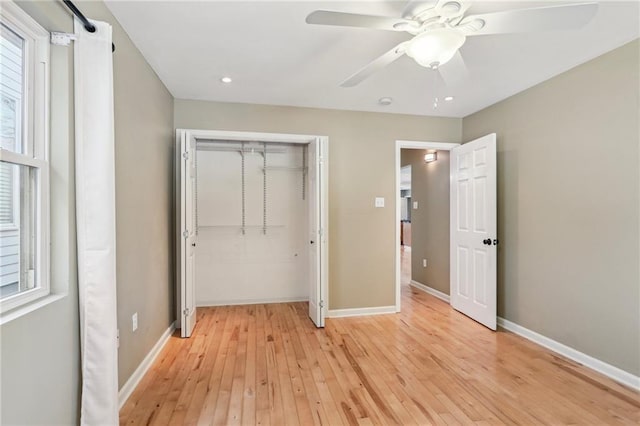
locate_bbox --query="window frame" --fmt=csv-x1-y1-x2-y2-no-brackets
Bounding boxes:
0,28,23,232
0,1,50,315
0,155,21,231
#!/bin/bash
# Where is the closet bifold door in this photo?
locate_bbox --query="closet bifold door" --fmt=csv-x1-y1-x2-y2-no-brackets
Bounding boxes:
307,138,323,327
178,130,197,338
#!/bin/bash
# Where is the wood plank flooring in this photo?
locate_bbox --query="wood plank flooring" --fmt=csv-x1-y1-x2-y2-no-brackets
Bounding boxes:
121,248,640,425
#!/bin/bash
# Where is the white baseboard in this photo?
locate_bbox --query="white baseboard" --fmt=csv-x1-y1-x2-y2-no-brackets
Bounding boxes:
328,305,397,318
408,281,638,390
497,317,640,391
410,280,450,303
197,296,308,307
118,321,176,409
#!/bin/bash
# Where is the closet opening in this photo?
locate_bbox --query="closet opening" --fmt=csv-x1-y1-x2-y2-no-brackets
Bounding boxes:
176,130,328,337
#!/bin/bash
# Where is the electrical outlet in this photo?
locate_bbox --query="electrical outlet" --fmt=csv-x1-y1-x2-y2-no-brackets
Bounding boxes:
423,259,427,267
132,313,138,332
413,201,419,210
375,197,385,208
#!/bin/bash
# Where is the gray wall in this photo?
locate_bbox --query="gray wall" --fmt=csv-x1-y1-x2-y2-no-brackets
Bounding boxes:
1,1,175,423
175,101,462,309
463,39,640,376
401,149,450,295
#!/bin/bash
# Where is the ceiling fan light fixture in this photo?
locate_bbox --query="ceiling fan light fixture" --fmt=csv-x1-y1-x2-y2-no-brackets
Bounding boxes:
406,29,466,68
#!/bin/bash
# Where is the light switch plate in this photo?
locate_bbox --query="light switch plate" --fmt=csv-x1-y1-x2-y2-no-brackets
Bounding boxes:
413,201,419,210
132,313,138,332
375,197,385,208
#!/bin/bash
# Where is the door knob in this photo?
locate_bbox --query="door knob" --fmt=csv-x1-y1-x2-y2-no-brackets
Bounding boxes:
493,239,499,246
310,240,315,244
483,239,492,245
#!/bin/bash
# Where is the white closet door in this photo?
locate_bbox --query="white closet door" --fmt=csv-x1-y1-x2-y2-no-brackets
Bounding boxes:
180,131,197,337
308,138,325,327
450,133,497,330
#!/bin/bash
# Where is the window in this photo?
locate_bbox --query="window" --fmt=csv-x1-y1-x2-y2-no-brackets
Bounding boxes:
0,2,49,315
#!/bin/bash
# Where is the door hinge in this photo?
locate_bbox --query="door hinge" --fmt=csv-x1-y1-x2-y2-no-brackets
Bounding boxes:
183,308,190,316
182,151,189,160
319,228,324,237
182,230,189,238
319,300,324,309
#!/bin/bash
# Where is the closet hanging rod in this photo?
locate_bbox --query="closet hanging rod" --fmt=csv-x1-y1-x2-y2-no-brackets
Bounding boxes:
196,145,287,154
262,166,307,172
62,0,116,52
198,225,285,229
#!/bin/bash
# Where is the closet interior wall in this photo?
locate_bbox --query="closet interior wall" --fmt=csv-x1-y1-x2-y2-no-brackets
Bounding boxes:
194,140,309,305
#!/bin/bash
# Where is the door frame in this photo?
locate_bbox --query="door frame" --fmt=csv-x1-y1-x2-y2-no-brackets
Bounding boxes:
175,129,329,328
394,140,460,312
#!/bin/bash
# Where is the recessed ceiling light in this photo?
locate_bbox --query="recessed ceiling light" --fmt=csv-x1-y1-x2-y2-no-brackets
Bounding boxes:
444,96,454,101
378,97,393,106
220,76,232,83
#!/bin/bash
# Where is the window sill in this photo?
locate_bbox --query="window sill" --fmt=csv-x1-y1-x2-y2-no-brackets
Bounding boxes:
0,293,67,325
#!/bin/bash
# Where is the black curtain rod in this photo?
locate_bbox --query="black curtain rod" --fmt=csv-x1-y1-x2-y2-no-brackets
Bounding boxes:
62,0,115,52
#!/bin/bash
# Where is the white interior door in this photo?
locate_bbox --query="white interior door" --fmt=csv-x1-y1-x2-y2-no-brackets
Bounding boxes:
450,133,497,330
308,138,325,327
180,131,197,337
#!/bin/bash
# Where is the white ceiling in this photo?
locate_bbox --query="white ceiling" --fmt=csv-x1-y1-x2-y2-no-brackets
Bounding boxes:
105,1,639,118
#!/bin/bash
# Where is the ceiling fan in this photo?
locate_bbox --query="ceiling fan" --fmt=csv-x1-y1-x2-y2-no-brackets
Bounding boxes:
306,0,598,88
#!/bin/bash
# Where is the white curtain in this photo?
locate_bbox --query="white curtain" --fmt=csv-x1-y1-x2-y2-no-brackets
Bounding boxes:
74,19,119,425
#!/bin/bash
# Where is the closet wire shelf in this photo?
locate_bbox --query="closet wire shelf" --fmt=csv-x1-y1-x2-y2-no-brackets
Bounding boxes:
196,140,308,236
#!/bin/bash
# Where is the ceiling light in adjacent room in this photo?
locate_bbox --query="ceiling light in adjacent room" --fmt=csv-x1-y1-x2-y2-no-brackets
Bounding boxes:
424,152,437,163
444,96,454,101
220,76,232,83
378,97,393,106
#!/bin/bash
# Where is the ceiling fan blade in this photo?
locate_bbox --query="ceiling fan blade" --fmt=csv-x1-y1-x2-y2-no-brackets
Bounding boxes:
458,2,598,36
306,10,416,31
438,51,469,87
401,0,438,20
340,42,409,87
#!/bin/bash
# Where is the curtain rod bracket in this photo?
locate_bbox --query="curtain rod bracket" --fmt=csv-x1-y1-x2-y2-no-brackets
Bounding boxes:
51,32,77,46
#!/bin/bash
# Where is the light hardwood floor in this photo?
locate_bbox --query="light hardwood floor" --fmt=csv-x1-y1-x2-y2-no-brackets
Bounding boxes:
121,248,639,425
